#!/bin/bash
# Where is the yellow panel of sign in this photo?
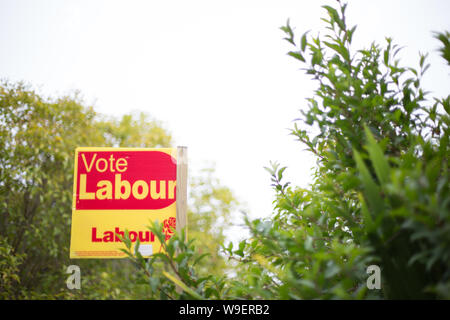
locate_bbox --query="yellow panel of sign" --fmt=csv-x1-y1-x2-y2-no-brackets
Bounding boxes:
69,147,177,259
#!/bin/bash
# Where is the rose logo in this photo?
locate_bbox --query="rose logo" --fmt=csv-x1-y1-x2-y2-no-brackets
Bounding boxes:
162,217,176,241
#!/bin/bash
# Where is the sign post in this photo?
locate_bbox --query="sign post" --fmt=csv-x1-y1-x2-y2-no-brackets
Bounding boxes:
176,146,188,240
69,146,187,259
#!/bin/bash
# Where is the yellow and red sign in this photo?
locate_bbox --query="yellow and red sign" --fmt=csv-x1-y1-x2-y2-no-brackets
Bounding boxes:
69,147,177,259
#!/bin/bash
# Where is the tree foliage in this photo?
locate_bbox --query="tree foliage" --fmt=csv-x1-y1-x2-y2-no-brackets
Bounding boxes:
0,82,106,298
278,1,450,299
0,81,238,299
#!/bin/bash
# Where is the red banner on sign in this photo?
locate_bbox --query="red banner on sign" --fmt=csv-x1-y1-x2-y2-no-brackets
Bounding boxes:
75,150,176,210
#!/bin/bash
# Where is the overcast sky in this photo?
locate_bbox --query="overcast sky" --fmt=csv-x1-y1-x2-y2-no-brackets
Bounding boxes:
1,0,449,240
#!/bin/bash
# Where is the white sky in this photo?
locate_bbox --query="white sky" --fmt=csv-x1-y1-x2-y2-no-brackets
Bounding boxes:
1,0,449,241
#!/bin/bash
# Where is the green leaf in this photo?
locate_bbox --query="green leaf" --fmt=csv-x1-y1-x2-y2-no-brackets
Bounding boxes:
353,149,384,215
358,193,374,230
364,125,390,185
301,30,310,52
162,271,203,300
323,41,349,62
277,167,286,181
311,49,323,66
288,51,306,62
304,236,314,252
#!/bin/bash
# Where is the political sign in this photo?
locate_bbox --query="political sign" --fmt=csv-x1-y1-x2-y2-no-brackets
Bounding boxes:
69,147,181,259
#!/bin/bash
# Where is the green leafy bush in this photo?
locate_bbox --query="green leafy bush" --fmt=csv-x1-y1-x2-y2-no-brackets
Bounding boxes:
122,1,449,300
278,1,449,299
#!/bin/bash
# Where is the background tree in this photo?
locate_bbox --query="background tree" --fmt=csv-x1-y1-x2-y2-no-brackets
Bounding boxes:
188,167,239,276
0,80,239,299
0,81,106,298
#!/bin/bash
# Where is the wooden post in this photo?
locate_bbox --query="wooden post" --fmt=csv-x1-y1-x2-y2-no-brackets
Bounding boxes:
176,146,188,240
